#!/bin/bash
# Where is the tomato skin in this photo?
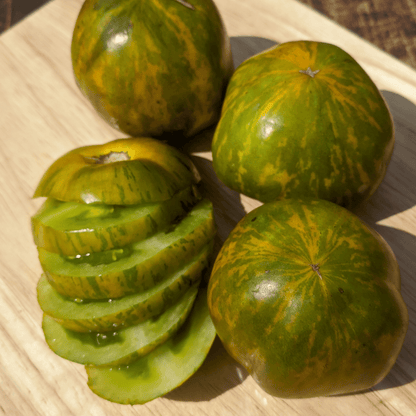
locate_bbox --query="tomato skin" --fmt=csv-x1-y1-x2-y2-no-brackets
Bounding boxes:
33,137,200,205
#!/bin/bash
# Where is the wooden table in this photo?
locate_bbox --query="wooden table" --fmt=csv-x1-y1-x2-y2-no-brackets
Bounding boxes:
1,0,416,415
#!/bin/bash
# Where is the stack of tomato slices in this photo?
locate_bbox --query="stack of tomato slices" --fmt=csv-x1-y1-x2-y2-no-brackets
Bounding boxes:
31,137,217,404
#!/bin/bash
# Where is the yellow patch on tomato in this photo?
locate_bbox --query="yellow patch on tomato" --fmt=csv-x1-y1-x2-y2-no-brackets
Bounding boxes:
309,172,317,188
281,41,319,71
347,126,358,149
355,162,371,187
90,65,106,93
258,165,295,189
285,211,306,235
324,178,333,189
223,293,236,329
234,264,252,288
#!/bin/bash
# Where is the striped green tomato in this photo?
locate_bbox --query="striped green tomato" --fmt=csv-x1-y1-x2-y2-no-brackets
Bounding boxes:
208,198,408,398
33,137,200,205
71,0,234,139
212,41,394,208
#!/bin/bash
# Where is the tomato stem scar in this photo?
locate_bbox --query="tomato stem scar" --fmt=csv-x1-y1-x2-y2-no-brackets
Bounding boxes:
310,263,323,279
84,151,131,164
299,67,320,77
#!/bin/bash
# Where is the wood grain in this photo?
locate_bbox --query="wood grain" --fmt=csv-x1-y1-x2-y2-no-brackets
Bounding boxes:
0,0,416,415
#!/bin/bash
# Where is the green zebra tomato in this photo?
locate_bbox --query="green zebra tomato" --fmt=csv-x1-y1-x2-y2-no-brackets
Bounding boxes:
32,136,217,403
208,198,408,398
71,0,234,139
212,41,394,208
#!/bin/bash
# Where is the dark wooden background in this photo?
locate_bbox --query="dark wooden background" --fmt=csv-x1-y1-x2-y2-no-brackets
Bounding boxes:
0,0,51,32
1,0,416,69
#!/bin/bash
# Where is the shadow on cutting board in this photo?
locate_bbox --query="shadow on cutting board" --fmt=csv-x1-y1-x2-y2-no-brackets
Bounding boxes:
230,36,278,68
352,90,416,221
165,336,249,402
352,90,416,392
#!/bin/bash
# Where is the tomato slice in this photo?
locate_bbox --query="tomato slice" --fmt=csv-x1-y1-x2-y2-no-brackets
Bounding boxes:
32,185,200,256
38,199,215,299
37,242,212,333
42,282,199,366
86,288,216,404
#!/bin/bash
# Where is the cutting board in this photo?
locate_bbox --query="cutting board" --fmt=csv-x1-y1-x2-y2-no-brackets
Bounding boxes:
1,0,416,415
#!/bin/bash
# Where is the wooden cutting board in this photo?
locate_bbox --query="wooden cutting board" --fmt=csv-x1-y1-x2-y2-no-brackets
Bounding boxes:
1,0,415,415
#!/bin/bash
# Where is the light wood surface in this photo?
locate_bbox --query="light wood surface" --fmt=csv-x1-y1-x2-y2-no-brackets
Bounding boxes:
1,0,416,415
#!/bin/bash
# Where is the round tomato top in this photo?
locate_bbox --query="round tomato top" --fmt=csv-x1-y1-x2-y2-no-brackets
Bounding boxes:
33,137,200,205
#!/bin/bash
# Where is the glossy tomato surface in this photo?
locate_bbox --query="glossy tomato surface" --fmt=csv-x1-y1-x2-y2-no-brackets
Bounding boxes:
212,41,394,208
71,0,234,139
208,198,408,398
